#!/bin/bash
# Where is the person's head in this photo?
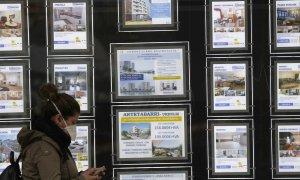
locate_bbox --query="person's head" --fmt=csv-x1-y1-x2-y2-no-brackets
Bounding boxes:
38,83,80,137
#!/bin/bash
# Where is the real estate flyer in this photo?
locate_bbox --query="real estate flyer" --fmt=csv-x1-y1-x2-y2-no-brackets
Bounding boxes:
212,1,246,48
118,110,186,160
0,3,23,51
276,0,300,48
70,125,89,172
0,127,22,173
213,125,248,173
0,65,24,113
124,0,172,26
117,48,184,97
119,172,186,180
54,64,88,111
213,63,247,111
277,63,300,110
52,2,87,50
277,125,300,173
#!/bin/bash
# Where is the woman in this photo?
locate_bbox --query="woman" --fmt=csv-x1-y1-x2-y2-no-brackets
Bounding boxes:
17,83,104,180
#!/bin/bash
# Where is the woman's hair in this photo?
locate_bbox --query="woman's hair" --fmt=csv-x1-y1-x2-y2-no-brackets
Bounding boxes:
32,83,80,161
39,83,80,120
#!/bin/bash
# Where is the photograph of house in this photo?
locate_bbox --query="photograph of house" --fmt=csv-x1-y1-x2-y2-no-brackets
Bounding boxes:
277,7,300,33
152,140,182,157
53,5,86,32
121,123,151,140
213,4,245,32
215,132,247,158
278,71,300,95
214,70,246,97
0,8,22,37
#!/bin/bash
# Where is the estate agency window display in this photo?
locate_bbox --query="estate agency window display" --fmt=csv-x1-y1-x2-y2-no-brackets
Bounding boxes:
110,42,191,103
206,57,253,117
46,0,94,56
0,0,30,57
47,57,95,117
207,119,255,179
118,0,179,32
271,118,300,179
270,57,300,116
0,120,30,174
113,166,193,180
205,0,252,55
70,119,95,172
111,104,192,165
269,0,300,54
0,59,30,120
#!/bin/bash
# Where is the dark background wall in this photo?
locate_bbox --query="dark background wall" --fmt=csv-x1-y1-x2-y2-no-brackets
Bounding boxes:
27,0,270,179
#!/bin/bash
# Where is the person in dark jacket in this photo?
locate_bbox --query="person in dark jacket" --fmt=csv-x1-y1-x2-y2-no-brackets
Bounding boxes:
18,83,105,180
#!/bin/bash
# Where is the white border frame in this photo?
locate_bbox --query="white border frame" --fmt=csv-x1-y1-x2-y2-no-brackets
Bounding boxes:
110,41,191,103
206,57,254,117
207,119,255,179
111,103,192,165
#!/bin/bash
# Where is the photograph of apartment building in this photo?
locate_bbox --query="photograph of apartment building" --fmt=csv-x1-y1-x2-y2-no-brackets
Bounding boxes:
152,140,183,157
125,0,151,25
121,123,151,140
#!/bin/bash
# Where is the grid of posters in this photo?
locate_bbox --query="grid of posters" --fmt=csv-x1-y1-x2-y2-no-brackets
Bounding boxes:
119,172,186,180
276,63,300,110
124,0,172,26
212,63,247,111
69,125,89,172
277,125,300,173
118,110,186,160
212,1,246,48
213,125,248,173
117,48,184,97
54,64,88,111
276,0,300,48
0,3,23,51
0,65,24,113
52,2,87,50
0,127,22,173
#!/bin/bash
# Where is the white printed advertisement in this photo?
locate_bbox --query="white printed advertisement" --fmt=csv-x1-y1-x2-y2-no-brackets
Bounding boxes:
125,0,172,26
118,110,186,159
54,64,88,111
53,3,87,50
0,3,23,51
213,63,247,111
0,65,24,113
277,63,300,110
0,127,22,173
276,1,300,48
212,1,246,48
214,125,248,173
277,125,300,172
70,125,89,172
117,48,184,97
120,172,186,180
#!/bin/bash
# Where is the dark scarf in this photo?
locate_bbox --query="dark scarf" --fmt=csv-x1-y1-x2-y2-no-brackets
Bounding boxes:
32,118,72,162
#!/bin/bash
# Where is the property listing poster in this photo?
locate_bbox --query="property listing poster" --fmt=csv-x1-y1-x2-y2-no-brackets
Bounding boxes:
0,127,22,173
276,1,300,47
54,64,88,111
53,2,87,50
0,3,23,51
277,63,300,110
117,48,184,97
213,63,247,111
118,110,186,160
212,1,246,48
277,125,300,173
214,125,248,173
125,0,172,26
120,172,186,180
69,126,89,172
0,66,24,113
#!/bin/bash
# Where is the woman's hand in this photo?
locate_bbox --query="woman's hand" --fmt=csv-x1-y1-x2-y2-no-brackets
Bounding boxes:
81,168,103,180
